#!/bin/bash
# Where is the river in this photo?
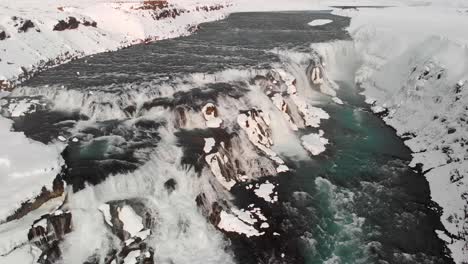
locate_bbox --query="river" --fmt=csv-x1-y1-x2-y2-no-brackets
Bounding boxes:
2,11,452,264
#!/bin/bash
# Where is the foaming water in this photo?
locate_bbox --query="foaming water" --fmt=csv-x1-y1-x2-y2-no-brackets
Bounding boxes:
0,11,452,264
62,132,235,264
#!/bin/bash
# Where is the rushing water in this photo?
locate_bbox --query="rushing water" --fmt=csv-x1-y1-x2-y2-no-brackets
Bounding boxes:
2,11,452,264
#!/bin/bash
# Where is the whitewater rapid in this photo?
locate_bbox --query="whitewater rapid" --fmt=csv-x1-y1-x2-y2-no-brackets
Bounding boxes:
0,11,458,264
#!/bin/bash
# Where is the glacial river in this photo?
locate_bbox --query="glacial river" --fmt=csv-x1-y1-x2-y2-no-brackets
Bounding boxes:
5,11,452,264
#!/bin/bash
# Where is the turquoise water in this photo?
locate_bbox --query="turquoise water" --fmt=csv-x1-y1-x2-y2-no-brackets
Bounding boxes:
278,83,450,263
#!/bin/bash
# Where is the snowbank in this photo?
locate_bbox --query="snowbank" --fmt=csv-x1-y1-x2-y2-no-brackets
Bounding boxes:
0,117,64,221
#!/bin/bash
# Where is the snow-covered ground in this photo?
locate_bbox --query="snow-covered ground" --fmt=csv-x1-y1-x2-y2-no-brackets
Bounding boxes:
0,117,64,221
0,0,231,87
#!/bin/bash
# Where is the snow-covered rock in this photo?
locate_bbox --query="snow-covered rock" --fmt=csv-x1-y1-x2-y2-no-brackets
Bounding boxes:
217,210,263,237
203,137,216,153
205,152,236,190
202,103,223,128
237,109,274,156
291,95,330,128
301,130,329,156
253,181,278,203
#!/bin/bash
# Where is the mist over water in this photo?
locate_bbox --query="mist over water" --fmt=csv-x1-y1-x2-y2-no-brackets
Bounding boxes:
1,11,452,264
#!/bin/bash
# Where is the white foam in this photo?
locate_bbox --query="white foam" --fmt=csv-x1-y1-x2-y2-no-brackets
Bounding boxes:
308,19,333,27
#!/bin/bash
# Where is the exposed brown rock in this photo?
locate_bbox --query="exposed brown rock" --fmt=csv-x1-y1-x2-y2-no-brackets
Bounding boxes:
5,174,65,222
174,106,187,128
0,80,14,91
204,105,218,117
135,0,169,10
209,202,223,225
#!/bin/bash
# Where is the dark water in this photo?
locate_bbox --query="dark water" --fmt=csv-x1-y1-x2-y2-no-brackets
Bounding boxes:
22,11,350,89
273,83,452,264
4,11,452,264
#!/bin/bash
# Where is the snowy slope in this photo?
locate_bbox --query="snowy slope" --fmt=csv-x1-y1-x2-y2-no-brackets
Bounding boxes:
0,117,64,221
0,0,231,88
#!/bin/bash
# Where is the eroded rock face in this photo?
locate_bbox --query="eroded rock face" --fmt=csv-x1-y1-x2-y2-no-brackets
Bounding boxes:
27,209,72,264
98,199,155,264
237,109,273,155
174,106,187,128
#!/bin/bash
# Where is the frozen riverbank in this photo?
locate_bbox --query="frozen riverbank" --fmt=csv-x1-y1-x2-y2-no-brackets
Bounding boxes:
315,6,468,262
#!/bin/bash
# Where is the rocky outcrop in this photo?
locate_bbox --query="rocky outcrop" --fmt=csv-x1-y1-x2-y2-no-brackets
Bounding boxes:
135,1,169,10
53,17,97,31
6,174,65,222
27,209,72,264
16,18,36,33
0,30,7,40
98,200,155,264
202,103,223,128
0,80,13,91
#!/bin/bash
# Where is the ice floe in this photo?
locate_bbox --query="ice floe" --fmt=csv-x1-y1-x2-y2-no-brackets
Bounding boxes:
308,19,333,27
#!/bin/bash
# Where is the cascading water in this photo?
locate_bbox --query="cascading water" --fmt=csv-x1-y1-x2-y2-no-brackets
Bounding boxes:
0,11,454,264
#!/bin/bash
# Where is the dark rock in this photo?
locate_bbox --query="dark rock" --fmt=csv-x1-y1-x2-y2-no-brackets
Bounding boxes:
448,128,456,134
124,105,137,116
136,0,169,10
82,20,97,27
53,20,69,31
401,132,416,141
53,17,83,31
449,169,463,183
67,17,79,29
196,193,207,208
18,19,35,33
164,178,177,193
0,30,6,40
209,202,223,225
